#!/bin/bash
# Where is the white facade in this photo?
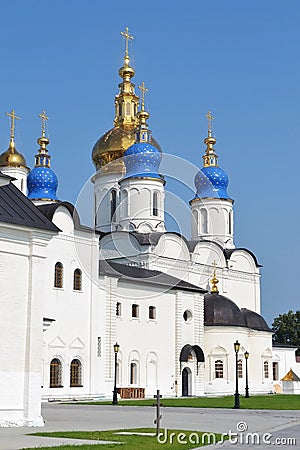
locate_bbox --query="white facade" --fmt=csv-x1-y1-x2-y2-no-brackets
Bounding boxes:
1,46,300,429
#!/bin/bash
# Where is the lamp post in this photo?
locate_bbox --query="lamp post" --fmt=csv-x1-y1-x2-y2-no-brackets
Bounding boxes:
112,342,120,405
244,351,250,398
233,340,240,409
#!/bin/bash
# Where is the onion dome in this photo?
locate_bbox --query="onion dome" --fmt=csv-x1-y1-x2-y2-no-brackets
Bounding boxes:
204,264,245,326
204,292,246,327
27,111,58,202
193,111,230,200
0,109,29,169
91,27,161,172
240,308,271,332
123,82,163,180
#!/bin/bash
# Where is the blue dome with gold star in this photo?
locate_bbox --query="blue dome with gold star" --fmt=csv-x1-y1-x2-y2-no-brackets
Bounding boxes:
27,166,58,201
27,119,59,202
124,141,162,179
194,165,230,199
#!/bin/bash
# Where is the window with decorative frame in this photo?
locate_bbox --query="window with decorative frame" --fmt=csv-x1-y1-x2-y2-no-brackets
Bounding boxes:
264,360,269,378
54,262,63,288
238,359,243,378
73,268,82,291
70,359,82,387
50,358,62,388
214,359,224,378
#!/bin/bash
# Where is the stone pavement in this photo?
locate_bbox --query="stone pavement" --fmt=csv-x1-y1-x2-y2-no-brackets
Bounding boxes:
0,403,299,449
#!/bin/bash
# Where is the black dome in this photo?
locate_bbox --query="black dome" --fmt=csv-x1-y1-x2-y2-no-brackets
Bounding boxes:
204,292,246,327
241,308,271,332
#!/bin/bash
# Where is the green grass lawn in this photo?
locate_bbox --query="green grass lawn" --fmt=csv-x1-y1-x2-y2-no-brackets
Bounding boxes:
71,394,300,409
25,428,226,449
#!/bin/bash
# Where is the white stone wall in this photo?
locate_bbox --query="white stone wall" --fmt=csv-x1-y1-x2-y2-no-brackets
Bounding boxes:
41,207,104,400
0,224,53,427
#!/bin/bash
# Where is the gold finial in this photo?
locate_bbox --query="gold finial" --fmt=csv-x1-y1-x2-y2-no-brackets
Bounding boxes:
210,261,219,293
6,109,21,142
121,26,134,62
138,81,149,111
39,110,49,138
205,110,214,137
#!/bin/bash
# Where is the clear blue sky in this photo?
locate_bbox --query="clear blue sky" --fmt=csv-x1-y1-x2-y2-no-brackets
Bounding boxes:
0,0,299,325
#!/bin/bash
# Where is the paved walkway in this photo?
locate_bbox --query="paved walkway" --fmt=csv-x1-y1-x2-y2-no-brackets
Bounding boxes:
0,403,299,449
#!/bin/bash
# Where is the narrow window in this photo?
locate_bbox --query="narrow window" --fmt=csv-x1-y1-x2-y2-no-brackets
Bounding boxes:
126,102,131,116
130,362,137,384
97,337,102,357
200,209,208,234
228,211,232,234
118,102,122,116
110,189,117,221
50,358,62,388
238,359,243,378
73,268,82,291
116,302,122,317
122,190,128,217
149,306,156,320
214,360,223,379
70,359,82,387
132,304,139,318
54,262,63,288
273,362,279,381
264,361,269,378
153,192,158,216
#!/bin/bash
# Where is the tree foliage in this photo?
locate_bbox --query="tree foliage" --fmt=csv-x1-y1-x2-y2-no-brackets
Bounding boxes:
272,310,300,347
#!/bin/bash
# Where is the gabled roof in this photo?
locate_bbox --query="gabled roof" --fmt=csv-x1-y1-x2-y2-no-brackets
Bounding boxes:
281,369,300,382
100,260,207,293
0,180,59,232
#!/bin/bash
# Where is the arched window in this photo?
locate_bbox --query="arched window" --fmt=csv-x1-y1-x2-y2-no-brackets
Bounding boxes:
110,189,117,221
130,362,137,384
149,306,156,320
238,359,243,378
122,190,128,217
50,358,62,388
264,361,269,378
54,262,63,288
214,360,223,378
70,359,82,387
153,192,158,216
200,209,208,234
116,302,122,317
73,269,82,291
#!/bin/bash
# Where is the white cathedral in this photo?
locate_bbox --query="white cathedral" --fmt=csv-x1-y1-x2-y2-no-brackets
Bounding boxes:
0,29,299,427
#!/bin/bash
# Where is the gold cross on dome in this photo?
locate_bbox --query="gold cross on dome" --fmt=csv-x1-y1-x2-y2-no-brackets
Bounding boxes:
39,110,49,137
205,110,214,134
121,26,134,57
6,109,21,139
138,81,149,110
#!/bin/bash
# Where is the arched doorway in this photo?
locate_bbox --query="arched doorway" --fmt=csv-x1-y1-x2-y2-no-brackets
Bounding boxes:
182,367,191,396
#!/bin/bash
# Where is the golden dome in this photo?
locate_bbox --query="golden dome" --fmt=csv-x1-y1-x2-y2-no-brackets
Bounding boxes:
0,140,28,169
92,125,161,171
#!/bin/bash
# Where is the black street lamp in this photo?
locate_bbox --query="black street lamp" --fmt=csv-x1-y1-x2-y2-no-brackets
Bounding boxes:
112,342,120,405
244,351,250,398
233,340,240,409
